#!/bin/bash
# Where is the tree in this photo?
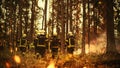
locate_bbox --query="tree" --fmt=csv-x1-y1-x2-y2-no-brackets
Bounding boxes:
103,0,118,54
81,0,86,55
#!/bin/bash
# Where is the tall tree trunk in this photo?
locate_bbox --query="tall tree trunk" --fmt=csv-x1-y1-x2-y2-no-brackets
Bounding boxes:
24,10,28,42
13,1,17,49
51,0,54,36
70,0,72,32
82,0,86,55
60,0,66,53
66,0,68,34
104,0,118,54
93,10,97,35
19,1,23,40
87,0,90,51
44,0,48,34
30,0,35,42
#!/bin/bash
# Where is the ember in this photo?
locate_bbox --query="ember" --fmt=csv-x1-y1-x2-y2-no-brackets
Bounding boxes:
6,62,10,68
14,55,21,64
47,60,56,68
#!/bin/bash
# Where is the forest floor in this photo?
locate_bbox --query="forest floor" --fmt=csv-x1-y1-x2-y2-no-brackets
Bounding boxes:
1,46,120,68
18,50,120,68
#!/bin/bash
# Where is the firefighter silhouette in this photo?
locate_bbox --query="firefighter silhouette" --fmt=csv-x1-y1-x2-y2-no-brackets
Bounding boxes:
34,34,47,58
66,32,75,54
50,35,60,58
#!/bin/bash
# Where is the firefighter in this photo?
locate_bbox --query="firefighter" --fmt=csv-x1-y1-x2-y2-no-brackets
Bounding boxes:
66,32,75,54
34,31,48,58
50,35,60,58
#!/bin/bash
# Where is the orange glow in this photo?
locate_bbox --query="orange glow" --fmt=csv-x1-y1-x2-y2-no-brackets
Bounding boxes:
6,62,10,68
85,44,89,54
98,1,102,5
14,55,21,64
47,60,55,68
15,47,18,51
10,48,13,53
83,66,87,68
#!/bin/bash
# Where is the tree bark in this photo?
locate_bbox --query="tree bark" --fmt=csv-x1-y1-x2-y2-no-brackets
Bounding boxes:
30,0,35,43
44,0,48,34
87,0,90,51
104,0,118,54
70,0,72,32
82,0,86,55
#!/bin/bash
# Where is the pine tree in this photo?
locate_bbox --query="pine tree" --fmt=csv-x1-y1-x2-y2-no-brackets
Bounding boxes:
103,0,119,54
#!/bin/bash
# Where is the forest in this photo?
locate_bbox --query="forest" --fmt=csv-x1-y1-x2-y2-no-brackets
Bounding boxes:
0,0,120,68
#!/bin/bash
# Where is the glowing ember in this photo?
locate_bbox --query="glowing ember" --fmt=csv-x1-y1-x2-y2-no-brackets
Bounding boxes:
6,62,10,68
10,48,13,53
14,55,21,64
83,66,87,68
47,60,55,68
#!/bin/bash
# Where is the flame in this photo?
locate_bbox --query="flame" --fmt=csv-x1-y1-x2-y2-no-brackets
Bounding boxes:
83,66,87,68
14,55,21,64
6,62,10,68
47,60,55,68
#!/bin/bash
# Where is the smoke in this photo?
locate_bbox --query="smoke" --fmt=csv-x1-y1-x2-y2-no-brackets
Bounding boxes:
87,32,107,54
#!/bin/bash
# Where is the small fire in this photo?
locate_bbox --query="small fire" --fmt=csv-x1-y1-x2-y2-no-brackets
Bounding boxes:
14,55,21,64
83,66,87,68
47,60,55,68
6,62,10,68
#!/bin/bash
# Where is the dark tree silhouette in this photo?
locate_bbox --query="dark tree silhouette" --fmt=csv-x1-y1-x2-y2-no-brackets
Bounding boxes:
82,0,86,55
103,0,118,54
